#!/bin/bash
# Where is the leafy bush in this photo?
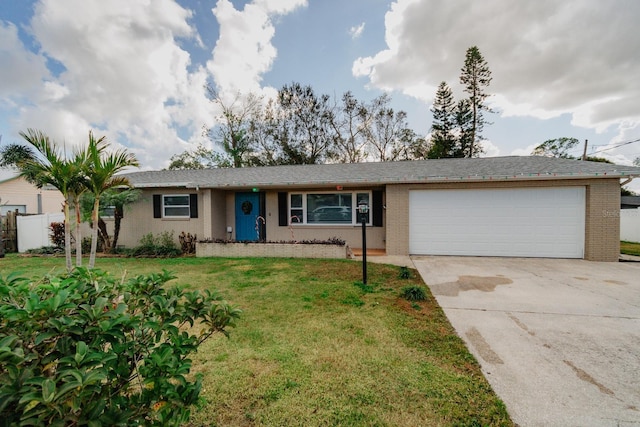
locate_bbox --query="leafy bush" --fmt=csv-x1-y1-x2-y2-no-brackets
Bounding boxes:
25,246,64,255
0,268,241,425
81,236,103,254
127,231,182,257
49,222,65,248
398,266,412,279
401,285,428,302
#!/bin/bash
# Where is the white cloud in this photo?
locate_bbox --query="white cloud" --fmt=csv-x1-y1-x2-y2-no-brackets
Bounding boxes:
208,0,307,102
0,22,50,101
479,140,500,158
353,0,640,133
349,22,365,39
511,143,540,157
1,0,215,168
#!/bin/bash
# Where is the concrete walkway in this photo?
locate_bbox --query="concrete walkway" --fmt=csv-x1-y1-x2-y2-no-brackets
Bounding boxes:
412,256,640,427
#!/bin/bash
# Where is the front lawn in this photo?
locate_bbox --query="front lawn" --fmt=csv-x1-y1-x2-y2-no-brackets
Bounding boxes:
0,255,512,426
621,240,640,256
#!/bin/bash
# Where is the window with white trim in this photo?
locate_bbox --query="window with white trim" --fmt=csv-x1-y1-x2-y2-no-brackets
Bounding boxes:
163,195,190,218
289,192,370,225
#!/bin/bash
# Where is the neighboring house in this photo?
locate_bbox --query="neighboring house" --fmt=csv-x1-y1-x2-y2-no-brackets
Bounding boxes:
0,168,64,215
117,156,640,262
621,196,640,209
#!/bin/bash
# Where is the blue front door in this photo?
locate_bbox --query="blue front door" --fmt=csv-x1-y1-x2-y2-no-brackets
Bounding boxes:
235,192,260,241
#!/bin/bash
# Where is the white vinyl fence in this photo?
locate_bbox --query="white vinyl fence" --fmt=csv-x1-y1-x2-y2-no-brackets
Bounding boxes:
621,208,640,243
17,213,64,252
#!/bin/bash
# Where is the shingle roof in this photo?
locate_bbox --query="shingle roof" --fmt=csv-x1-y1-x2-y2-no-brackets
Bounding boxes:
621,196,640,207
122,156,640,189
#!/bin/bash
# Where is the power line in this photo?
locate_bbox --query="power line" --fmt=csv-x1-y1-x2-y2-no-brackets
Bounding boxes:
589,138,640,155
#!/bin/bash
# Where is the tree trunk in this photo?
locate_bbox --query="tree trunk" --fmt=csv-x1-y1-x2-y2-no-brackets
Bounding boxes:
112,206,123,251
89,198,100,268
74,197,82,267
97,217,112,253
63,198,72,272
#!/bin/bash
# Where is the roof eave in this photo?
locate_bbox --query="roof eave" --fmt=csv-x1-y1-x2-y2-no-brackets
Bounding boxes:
128,170,640,190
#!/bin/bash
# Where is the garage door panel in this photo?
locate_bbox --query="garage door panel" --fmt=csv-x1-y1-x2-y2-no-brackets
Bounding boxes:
409,187,585,258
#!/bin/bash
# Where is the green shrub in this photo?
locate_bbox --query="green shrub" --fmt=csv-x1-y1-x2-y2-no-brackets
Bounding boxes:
0,268,241,426
398,266,412,279
128,231,182,257
25,246,64,255
401,285,428,302
81,236,103,254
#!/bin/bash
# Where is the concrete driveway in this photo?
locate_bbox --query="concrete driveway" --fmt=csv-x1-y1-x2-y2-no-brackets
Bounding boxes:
412,256,640,427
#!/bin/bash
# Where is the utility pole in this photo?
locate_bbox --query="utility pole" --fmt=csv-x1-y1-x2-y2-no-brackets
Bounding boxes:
581,139,588,160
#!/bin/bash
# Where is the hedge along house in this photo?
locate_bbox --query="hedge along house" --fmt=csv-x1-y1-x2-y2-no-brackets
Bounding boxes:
118,156,640,262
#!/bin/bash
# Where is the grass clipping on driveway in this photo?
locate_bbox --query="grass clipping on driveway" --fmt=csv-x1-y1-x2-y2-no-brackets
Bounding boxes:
2,256,512,426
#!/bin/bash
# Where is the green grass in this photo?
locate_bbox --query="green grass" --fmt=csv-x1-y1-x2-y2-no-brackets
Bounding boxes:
0,254,512,426
621,240,640,256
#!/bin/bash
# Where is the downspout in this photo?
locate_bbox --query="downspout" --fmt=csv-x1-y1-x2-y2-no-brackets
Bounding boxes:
620,177,634,187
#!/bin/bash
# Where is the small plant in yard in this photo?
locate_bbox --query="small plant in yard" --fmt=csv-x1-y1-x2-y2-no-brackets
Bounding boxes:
353,281,375,293
401,285,428,302
0,267,241,426
398,266,412,279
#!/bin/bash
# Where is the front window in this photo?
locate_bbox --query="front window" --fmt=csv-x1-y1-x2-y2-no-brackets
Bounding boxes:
163,195,190,218
289,192,370,225
101,205,116,218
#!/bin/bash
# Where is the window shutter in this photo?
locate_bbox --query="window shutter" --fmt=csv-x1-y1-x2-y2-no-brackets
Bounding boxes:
372,190,383,227
153,195,161,218
278,192,288,226
190,194,198,218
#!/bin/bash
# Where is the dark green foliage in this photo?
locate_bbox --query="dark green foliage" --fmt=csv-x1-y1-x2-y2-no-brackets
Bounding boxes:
0,143,35,167
24,246,64,255
127,231,182,257
0,267,241,426
398,266,412,279
459,46,492,157
429,81,459,159
455,98,476,157
401,285,428,302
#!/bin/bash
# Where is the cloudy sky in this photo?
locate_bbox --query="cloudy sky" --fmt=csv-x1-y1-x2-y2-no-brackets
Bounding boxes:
1,0,639,178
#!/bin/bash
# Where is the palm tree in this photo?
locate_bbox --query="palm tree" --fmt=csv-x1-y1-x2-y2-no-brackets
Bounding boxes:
18,129,87,271
70,150,89,267
84,131,138,268
80,188,141,253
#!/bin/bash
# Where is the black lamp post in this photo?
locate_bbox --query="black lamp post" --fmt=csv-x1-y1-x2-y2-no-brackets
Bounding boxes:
358,202,369,284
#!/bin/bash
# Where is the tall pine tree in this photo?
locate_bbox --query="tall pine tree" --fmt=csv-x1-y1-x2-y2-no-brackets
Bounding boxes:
459,46,492,157
428,81,458,158
455,99,475,158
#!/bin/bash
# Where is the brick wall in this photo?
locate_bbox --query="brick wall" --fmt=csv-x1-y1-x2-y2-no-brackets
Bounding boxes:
196,242,347,258
585,180,620,261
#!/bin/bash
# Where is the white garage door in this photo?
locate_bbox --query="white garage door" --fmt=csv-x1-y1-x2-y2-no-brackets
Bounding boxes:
409,187,585,258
